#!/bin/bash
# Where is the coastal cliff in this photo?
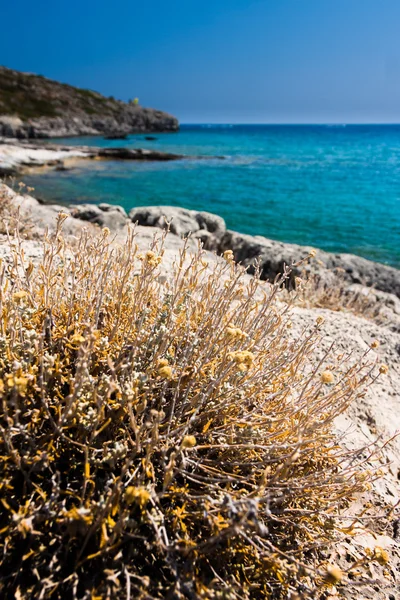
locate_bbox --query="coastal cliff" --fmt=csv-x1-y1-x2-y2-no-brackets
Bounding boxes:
0,66,179,138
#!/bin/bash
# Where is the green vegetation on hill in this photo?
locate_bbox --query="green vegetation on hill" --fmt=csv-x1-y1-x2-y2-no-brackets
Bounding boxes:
0,66,132,120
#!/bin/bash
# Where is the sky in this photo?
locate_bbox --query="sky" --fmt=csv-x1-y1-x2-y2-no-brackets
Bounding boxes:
2,0,400,123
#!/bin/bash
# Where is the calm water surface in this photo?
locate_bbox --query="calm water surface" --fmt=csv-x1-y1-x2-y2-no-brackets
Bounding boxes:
23,125,400,267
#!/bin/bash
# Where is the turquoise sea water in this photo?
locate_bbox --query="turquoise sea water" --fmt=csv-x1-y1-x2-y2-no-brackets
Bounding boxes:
23,125,400,267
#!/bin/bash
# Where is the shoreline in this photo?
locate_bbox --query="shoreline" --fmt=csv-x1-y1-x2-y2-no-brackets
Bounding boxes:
1,179,399,297
0,137,219,177
1,139,399,288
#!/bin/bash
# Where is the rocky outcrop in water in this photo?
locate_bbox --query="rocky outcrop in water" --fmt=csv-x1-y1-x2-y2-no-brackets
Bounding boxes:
0,66,179,138
0,140,226,175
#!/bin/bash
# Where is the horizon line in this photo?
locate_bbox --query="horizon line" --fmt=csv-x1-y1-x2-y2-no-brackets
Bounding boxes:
179,122,400,126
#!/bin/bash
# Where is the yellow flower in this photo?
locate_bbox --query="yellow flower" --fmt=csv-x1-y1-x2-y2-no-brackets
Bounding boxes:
6,374,29,392
308,248,317,258
316,316,324,325
71,333,86,344
13,290,28,301
323,564,343,584
125,486,151,508
373,546,389,565
379,364,388,375
370,340,380,349
223,249,234,262
182,435,197,448
229,350,255,370
157,358,169,368
225,324,247,341
158,365,173,380
321,370,335,384
140,250,162,267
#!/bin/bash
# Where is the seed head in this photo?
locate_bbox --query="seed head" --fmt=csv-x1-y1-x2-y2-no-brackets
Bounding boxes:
321,370,335,385
182,435,197,448
158,365,173,380
323,564,343,584
223,250,234,262
13,290,28,301
373,546,389,565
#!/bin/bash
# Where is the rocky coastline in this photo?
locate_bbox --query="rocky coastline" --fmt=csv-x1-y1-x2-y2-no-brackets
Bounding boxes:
0,181,399,597
0,66,179,139
0,138,220,177
0,111,179,140
2,179,399,305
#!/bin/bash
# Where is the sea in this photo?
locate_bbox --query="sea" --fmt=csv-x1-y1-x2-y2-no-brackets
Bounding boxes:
22,124,400,268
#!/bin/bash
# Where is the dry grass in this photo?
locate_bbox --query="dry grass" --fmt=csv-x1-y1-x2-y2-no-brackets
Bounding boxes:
0,218,389,599
287,270,384,321
0,181,35,237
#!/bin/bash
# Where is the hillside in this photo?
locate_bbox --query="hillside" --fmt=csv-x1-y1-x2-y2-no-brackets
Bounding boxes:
0,66,179,138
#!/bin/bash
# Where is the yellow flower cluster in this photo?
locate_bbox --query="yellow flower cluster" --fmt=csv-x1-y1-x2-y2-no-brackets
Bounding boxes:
373,545,389,565
138,250,162,267
124,486,151,508
157,358,174,379
228,350,255,371
12,290,28,302
225,323,248,341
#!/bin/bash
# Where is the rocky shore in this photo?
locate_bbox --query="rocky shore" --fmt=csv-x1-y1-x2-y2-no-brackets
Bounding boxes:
0,138,214,177
2,179,400,302
0,182,399,598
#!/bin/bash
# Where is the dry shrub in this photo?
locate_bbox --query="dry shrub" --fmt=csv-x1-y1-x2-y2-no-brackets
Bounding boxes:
0,218,386,599
288,271,383,321
0,181,35,237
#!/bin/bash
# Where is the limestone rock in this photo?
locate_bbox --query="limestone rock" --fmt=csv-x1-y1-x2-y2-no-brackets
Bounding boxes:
97,148,184,161
69,203,128,229
219,230,400,299
128,205,226,241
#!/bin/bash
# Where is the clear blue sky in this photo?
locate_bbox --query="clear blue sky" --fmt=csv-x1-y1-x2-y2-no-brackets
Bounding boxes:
2,0,400,123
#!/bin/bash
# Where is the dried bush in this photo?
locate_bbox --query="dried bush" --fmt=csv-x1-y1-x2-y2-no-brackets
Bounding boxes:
287,270,383,321
0,219,386,599
0,181,35,237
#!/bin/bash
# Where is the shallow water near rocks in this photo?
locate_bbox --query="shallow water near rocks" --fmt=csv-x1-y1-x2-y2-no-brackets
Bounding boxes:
23,124,400,268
